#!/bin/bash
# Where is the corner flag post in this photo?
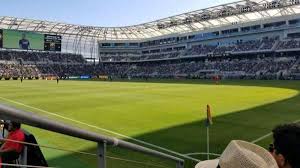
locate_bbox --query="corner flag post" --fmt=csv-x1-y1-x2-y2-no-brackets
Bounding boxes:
206,104,213,160
207,125,210,160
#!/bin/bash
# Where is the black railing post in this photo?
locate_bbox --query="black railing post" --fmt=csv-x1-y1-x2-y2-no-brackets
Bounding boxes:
97,141,106,168
176,161,184,168
20,146,28,168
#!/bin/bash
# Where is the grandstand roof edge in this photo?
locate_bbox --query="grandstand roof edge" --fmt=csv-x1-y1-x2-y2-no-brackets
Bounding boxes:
1,0,300,40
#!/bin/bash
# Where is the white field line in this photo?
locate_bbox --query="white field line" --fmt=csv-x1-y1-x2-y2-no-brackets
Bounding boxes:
251,119,300,143
184,152,221,157
251,133,272,144
186,120,300,157
0,96,200,162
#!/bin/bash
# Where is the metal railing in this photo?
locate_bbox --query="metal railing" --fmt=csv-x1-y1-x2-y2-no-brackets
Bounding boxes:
0,104,185,168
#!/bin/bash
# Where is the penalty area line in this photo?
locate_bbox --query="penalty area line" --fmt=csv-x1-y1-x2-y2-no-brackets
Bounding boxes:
0,96,200,162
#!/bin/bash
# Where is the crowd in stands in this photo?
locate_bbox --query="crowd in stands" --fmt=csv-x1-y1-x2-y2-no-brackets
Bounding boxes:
213,45,236,56
0,64,40,78
277,40,300,50
101,52,182,62
36,64,100,77
2,37,300,66
184,45,217,56
260,37,278,50
0,54,299,80
1,37,300,80
115,57,298,79
251,57,296,74
0,50,85,63
233,40,261,52
100,37,287,62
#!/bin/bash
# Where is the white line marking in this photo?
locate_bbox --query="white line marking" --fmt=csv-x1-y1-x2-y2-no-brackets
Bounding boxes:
251,119,300,144
184,152,221,157
251,133,272,144
185,119,300,158
0,96,200,162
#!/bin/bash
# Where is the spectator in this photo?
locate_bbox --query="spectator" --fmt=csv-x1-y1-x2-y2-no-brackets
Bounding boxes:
270,123,300,168
0,121,25,167
195,140,278,168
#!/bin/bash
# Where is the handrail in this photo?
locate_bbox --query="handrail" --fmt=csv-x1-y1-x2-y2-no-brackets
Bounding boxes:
0,104,184,168
0,138,171,168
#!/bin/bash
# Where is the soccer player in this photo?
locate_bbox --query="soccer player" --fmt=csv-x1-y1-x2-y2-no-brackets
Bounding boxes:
19,33,30,50
213,75,220,85
57,77,59,84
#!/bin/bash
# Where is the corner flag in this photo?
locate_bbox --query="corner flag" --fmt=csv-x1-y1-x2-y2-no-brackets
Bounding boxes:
206,104,213,127
205,104,213,160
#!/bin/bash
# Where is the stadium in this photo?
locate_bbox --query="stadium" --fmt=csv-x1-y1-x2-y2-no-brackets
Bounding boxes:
0,0,300,168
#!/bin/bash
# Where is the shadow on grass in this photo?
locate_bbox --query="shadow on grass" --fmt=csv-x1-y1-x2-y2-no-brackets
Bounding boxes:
46,80,300,168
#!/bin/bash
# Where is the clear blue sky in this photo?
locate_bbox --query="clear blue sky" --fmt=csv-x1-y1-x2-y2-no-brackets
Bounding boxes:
1,0,236,27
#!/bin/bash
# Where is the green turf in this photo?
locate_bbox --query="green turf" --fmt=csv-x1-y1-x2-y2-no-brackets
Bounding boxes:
0,80,299,168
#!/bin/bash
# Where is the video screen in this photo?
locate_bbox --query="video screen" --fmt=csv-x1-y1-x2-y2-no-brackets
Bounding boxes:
44,34,62,51
3,30,44,50
0,30,3,48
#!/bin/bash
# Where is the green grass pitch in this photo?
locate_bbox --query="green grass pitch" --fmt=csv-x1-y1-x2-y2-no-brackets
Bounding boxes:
0,79,299,168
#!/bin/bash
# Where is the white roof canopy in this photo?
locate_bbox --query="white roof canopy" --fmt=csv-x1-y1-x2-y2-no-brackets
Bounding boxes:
1,0,300,41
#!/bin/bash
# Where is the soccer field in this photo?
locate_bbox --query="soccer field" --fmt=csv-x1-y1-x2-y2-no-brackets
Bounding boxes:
0,80,299,168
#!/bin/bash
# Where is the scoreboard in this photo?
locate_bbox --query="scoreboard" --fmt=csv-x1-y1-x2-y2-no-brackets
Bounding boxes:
44,34,62,51
0,29,61,51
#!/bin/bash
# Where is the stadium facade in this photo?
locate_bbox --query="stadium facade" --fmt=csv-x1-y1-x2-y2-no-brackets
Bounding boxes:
0,0,299,57
1,0,300,80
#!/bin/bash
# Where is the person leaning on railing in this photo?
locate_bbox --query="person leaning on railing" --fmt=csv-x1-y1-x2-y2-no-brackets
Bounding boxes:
0,121,25,168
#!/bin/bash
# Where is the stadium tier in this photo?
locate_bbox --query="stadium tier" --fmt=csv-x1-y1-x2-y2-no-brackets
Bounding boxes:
1,0,300,81
0,52,299,80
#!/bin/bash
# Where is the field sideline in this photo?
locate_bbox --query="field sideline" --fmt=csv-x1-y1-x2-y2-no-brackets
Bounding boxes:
0,79,299,168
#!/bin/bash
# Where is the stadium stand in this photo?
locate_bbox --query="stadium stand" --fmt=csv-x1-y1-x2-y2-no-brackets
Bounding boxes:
1,0,300,82
1,37,300,80
0,50,85,63
0,49,300,80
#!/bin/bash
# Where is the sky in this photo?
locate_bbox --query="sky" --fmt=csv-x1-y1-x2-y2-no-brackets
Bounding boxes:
1,0,236,27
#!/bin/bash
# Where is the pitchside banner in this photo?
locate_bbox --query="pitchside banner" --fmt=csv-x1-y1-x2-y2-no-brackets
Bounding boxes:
44,34,62,51
0,30,2,48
